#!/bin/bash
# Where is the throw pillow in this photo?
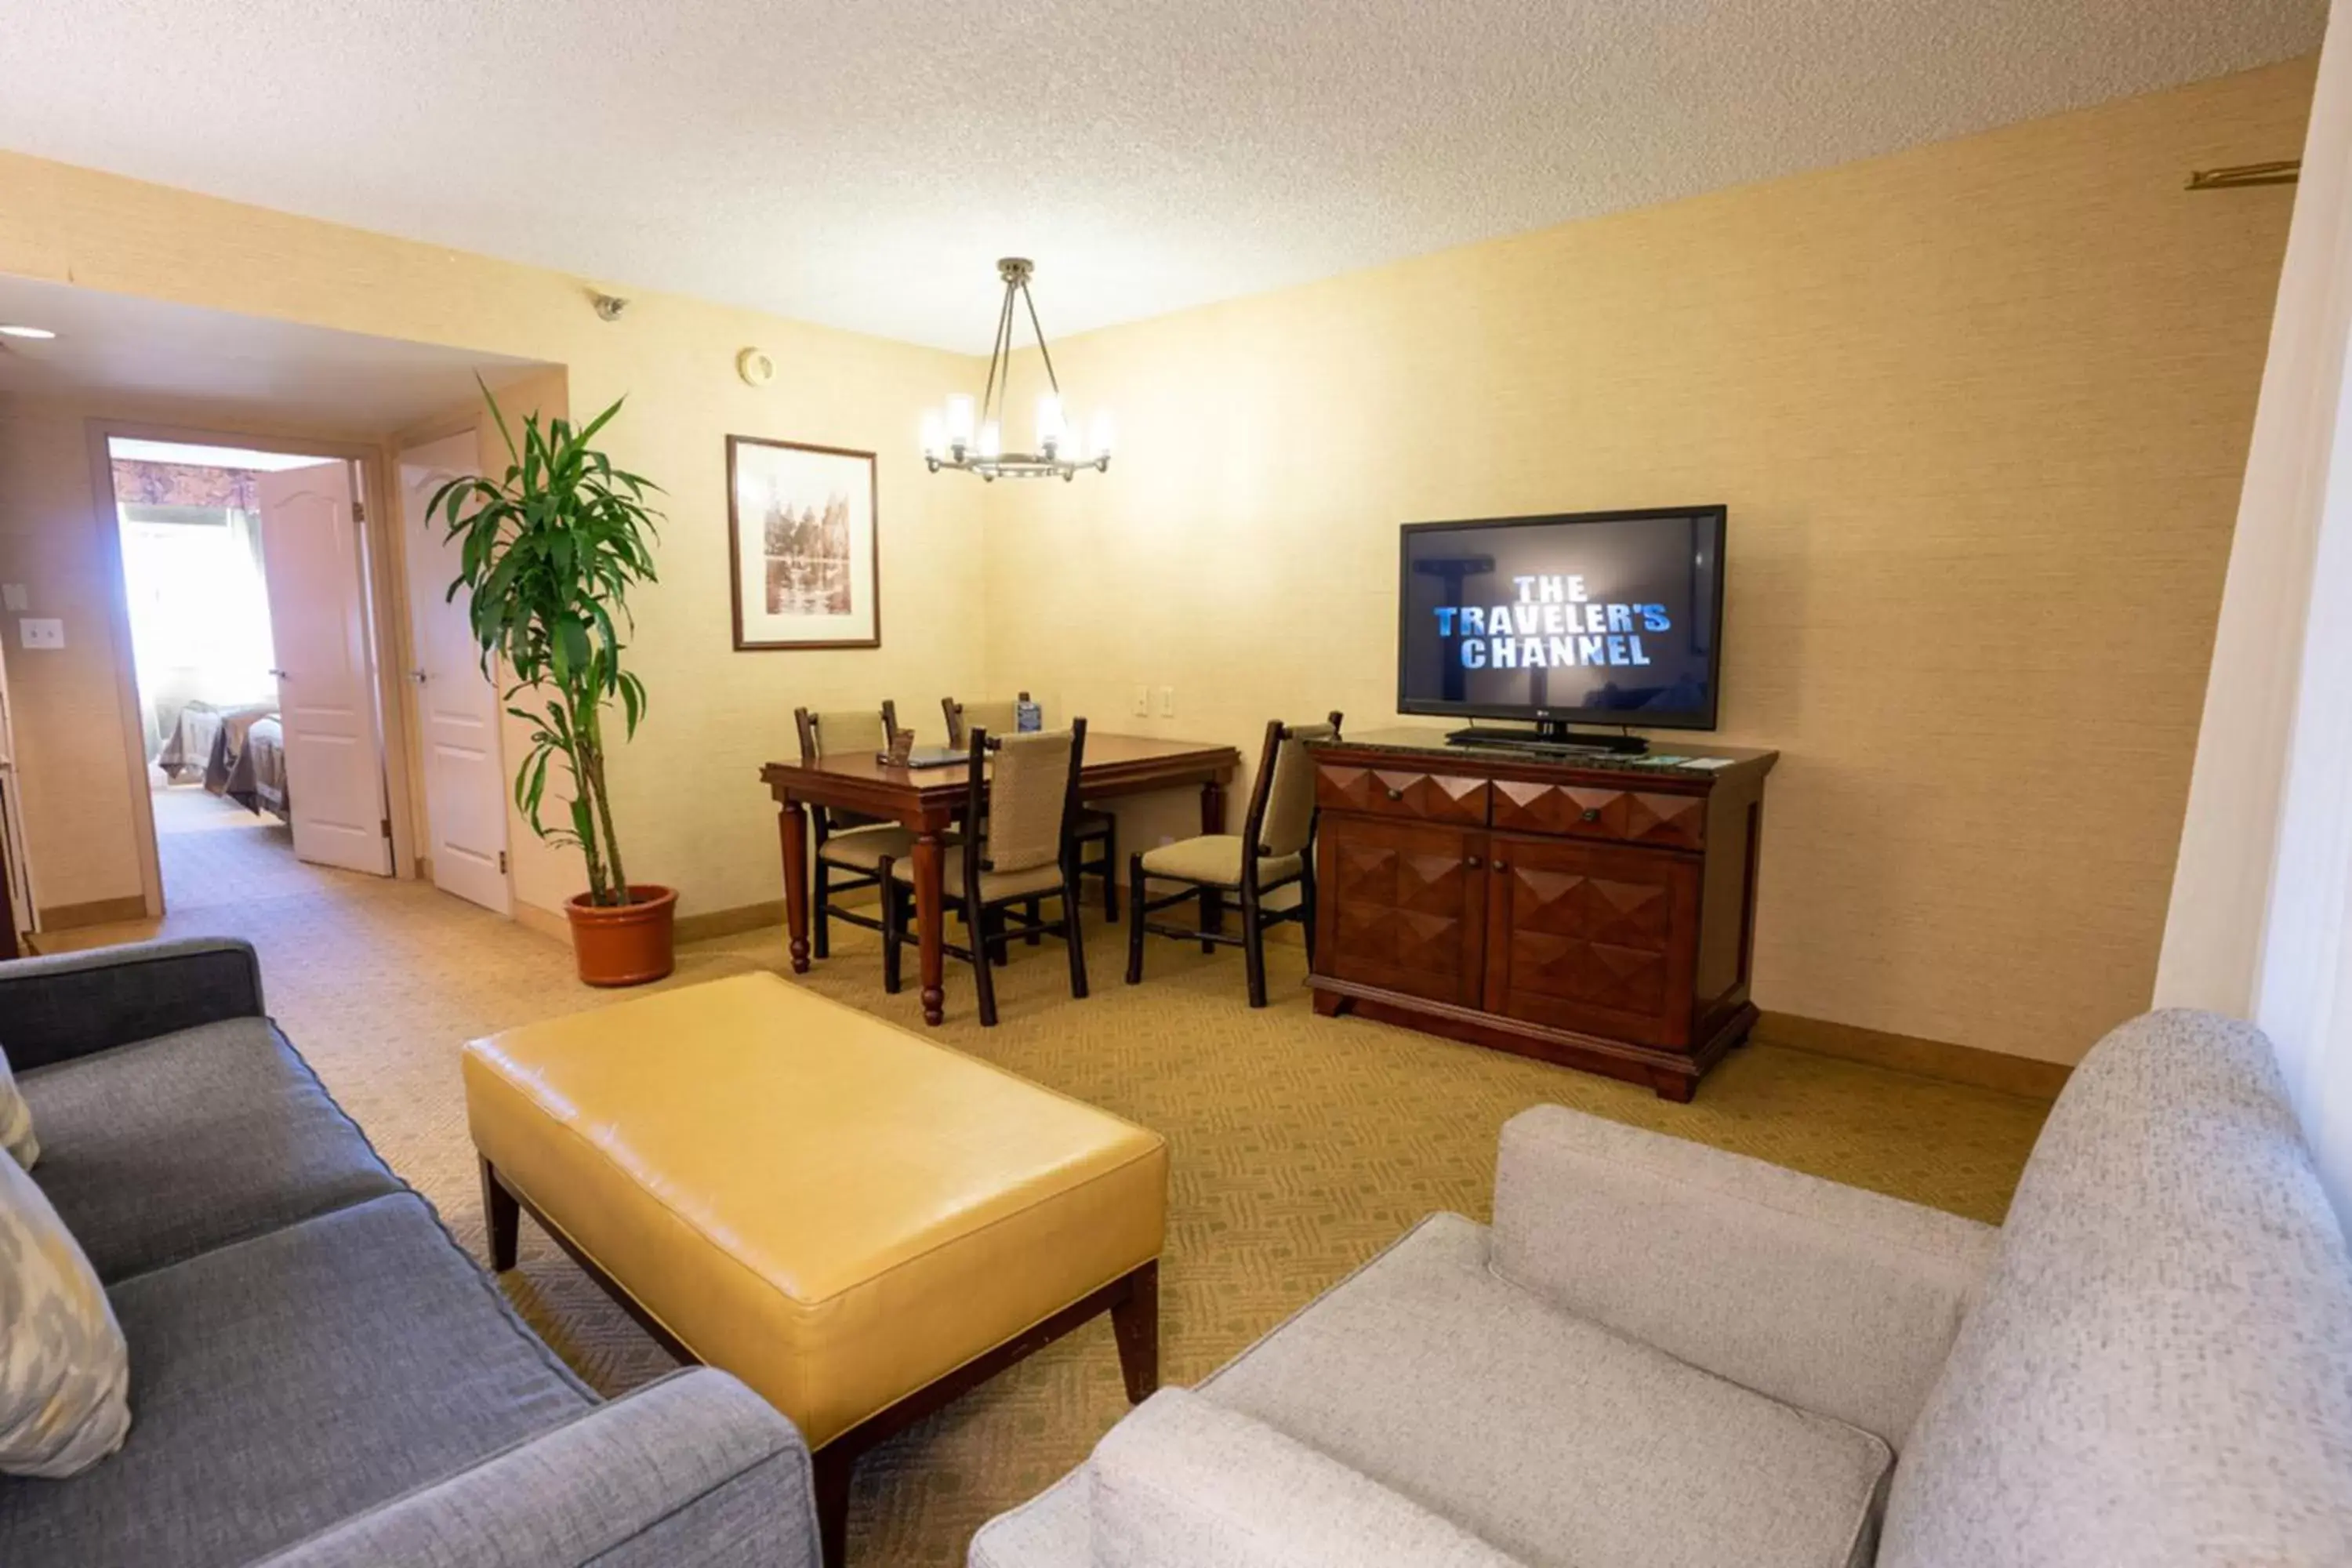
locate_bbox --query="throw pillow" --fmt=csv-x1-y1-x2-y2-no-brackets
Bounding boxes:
0,1150,130,1476
0,1045,34,1169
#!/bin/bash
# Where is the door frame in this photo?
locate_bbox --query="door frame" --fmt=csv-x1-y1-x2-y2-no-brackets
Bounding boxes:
87,416,422,916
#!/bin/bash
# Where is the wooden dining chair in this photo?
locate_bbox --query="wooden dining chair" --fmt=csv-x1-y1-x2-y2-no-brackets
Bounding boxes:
880,720,1090,1027
1126,713,1341,1007
943,691,1118,923
793,701,913,959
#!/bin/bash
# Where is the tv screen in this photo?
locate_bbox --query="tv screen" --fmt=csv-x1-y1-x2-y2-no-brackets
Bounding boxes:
1398,506,1726,731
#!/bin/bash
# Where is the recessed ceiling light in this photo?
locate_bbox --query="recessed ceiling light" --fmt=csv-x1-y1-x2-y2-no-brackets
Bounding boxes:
0,325,56,340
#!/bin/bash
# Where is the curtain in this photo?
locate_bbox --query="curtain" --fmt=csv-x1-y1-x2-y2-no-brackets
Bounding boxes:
2156,3,2352,1226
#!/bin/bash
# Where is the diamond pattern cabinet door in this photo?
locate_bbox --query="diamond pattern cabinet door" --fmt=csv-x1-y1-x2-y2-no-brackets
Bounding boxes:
1490,779,1706,849
1316,813,1486,1006
1483,832,1700,1048
1316,763,1490,825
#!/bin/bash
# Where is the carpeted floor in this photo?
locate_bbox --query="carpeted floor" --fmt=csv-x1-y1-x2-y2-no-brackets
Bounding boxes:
53,809,2050,1564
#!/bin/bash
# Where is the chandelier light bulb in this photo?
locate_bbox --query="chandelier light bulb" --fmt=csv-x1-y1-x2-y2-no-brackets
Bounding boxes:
1088,409,1116,458
1036,393,1066,454
946,394,976,448
920,411,946,459
978,419,1003,460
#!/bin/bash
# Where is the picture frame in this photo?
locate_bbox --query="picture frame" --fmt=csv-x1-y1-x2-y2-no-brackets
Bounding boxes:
725,435,881,650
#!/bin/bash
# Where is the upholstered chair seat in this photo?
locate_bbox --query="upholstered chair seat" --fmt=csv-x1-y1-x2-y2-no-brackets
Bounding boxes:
1138,837,1301,890
817,825,923,873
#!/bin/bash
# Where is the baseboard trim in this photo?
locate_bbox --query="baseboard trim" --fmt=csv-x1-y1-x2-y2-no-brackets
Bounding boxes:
39,895,151,931
674,898,788,944
1754,1011,2071,1102
512,900,569,942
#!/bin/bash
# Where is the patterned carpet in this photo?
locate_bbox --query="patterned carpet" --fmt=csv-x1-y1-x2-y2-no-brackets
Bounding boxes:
63,808,2049,1565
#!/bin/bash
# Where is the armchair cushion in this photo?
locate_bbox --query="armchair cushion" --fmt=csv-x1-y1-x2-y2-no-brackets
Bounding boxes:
1138,835,1301,890
1201,1213,1892,1568
1089,1388,1526,1568
814,823,920,873
1490,1105,1997,1446
21,1018,399,1284
0,938,263,1072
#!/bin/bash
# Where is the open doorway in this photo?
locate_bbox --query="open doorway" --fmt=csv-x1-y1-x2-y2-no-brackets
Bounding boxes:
110,436,393,913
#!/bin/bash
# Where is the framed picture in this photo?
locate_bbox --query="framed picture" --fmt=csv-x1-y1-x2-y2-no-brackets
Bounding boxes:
726,436,881,650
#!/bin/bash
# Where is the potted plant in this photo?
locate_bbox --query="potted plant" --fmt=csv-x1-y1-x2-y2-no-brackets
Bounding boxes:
427,390,675,985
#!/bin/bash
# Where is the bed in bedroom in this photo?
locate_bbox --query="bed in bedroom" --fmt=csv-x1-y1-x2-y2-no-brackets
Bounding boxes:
201,707,292,821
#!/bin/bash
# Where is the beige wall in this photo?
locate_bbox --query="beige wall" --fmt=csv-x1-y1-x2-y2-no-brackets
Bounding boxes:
0,153,989,924
0,402,147,913
982,60,2314,1065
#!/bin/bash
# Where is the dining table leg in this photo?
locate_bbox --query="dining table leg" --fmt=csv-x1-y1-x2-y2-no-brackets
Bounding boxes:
913,828,947,1026
779,797,811,974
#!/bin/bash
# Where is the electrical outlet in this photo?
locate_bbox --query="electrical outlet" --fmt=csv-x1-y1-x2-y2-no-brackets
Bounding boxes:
1158,685,1174,717
1131,684,1149,717
18,619,63,650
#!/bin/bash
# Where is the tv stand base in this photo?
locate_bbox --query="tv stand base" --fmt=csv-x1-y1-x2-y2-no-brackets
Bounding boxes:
1445,723,1649,755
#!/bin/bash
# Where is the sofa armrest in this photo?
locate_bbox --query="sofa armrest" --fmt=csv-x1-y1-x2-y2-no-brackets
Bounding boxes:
1491,1105,1999,1446
0,938,267,1071
256,1369,819,1568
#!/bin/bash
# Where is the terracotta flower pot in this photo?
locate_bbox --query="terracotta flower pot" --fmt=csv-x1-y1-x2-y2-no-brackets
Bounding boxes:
565,884,678,987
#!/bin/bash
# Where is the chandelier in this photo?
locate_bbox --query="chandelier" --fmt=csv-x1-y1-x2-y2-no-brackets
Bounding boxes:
922,258,1112,481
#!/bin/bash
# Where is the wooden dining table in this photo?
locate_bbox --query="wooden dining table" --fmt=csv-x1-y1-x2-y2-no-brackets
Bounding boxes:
760,733,1243,1026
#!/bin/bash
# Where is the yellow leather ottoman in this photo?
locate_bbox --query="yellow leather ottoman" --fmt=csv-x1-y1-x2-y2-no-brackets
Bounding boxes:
461,972,1167,1566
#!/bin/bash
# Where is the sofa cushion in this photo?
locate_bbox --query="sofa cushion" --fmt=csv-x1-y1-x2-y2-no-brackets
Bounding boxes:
1091,1388,1527,1567
0,1191,594,1568
1880,1010,2352,1566
20,1017,400,1283
1202,1214,1892,1568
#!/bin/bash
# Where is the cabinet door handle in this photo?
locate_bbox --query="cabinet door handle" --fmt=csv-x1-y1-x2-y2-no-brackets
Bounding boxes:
1492,860,1509,873
1385,787,1405,802
1465,855,1483,869
1580,808,1602,822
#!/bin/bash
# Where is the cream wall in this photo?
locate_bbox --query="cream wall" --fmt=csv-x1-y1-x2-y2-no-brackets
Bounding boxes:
983,60,2314,1065
0,153,989,924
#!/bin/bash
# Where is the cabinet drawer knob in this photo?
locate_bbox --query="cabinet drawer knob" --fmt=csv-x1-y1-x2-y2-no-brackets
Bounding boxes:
1492,860,1509,873
1580,808,1602,822
1465,855,1483,869
1385,787,1405,801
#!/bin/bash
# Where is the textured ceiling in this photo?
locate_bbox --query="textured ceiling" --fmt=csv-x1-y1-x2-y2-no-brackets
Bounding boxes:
1,0,2323,351
0,276,540,431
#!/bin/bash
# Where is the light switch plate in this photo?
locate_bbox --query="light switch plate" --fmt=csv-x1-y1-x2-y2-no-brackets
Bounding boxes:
1131,684,1149,717
18,619,63,650
1158,685,1174,717
0,585,26,613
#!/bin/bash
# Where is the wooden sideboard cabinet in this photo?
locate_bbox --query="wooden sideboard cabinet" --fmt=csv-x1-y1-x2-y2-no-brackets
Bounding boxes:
1306,731,1777,1102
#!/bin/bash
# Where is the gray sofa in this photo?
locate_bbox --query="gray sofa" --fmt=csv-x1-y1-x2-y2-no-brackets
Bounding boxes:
0,938,821,1568
974,1008,2352,1566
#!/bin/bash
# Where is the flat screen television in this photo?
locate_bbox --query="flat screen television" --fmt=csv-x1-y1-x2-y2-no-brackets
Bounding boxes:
1398,505,1726,740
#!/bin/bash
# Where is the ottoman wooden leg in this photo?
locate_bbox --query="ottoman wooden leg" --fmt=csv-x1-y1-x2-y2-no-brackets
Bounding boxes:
1111,1259,1160,1404
481,1157,519,1272
811,1446,854,1568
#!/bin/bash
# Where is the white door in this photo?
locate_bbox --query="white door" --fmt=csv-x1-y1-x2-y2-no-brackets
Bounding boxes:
258,461,393,876
398,432,511,914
